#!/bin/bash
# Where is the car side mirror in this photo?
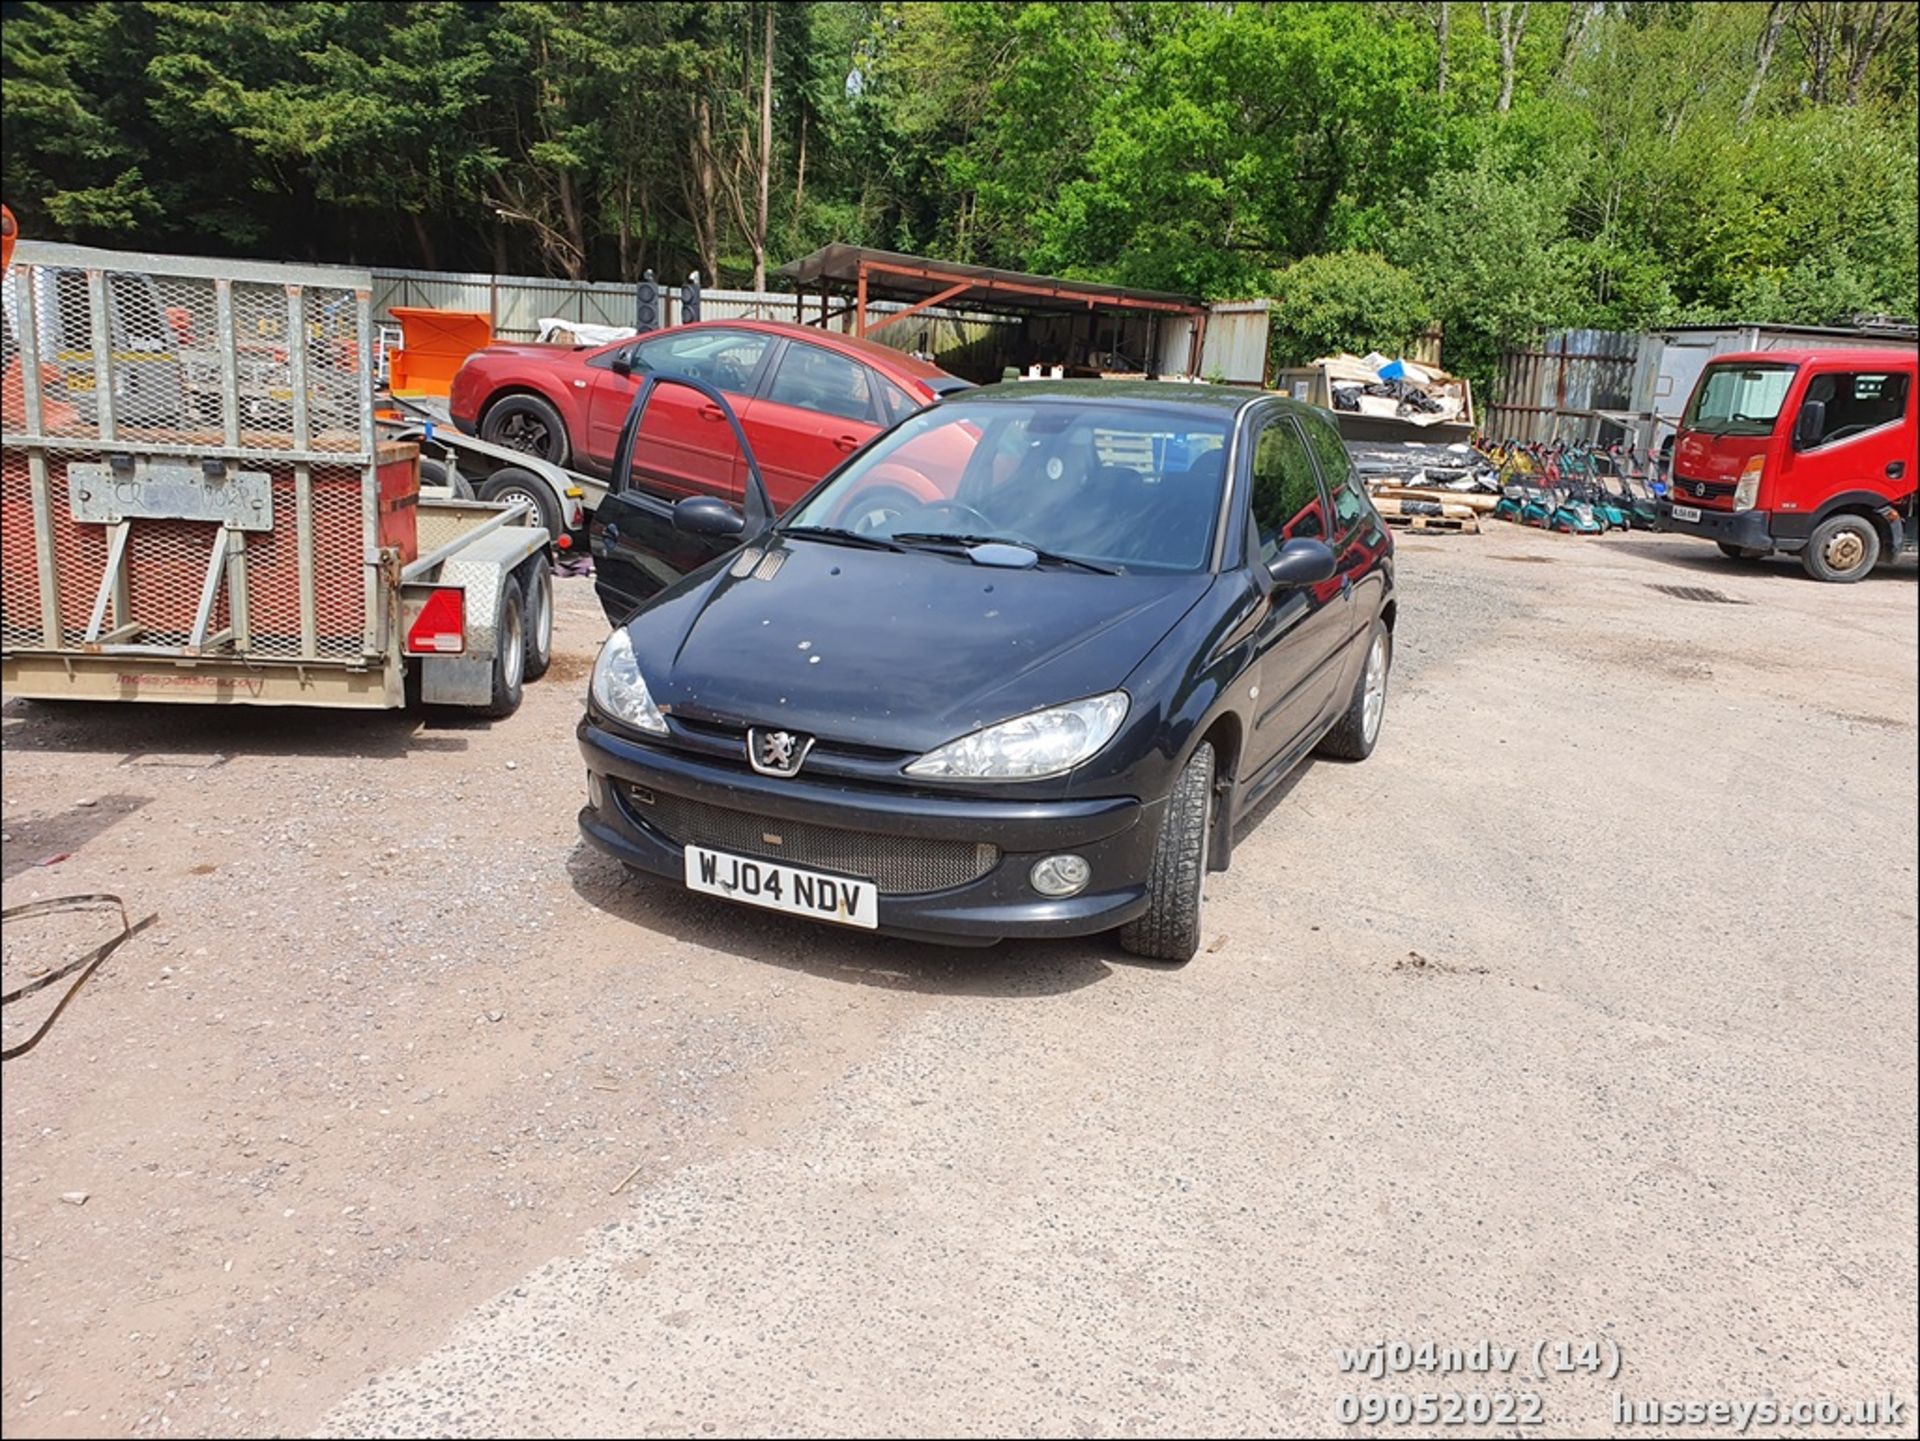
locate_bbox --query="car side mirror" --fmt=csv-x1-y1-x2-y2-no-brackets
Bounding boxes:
610,347,634,378
1793,399,1825,450
673,494,745,538
1266,537,1337,588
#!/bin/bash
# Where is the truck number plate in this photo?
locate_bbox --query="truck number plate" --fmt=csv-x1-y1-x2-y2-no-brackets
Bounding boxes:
1671,504,1701,523
68,462,274,531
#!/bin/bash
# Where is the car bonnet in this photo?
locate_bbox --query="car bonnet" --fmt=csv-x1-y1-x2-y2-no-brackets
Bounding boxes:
630,534,1211,754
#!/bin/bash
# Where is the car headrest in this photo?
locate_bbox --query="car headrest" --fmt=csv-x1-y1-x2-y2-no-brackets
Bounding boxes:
1179,449,1225,487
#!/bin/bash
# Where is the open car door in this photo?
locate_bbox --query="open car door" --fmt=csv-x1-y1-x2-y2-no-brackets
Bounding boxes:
588,374,774,626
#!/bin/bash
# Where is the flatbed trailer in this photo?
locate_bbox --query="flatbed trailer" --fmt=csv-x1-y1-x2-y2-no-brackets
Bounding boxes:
377,393,601,548
2,242,554,714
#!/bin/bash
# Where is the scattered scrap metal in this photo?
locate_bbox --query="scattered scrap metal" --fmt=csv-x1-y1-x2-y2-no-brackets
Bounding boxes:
1349,439,1501,533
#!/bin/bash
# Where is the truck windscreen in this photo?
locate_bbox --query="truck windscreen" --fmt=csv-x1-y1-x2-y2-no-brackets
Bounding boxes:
1682,363,1797,436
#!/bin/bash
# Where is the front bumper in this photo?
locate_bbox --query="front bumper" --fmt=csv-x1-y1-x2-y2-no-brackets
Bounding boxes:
576,717,1162,946
1655,503,1785,552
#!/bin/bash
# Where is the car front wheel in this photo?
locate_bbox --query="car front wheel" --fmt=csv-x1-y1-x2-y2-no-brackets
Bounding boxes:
480,393,571,467
1118,741,1215,965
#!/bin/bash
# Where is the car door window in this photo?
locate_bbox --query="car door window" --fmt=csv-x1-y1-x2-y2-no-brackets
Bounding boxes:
765,343,877,424
612,328,771,395
1249,416,1327,563
1300,410,1369,540
878,376,921,426
1799,370,1911,446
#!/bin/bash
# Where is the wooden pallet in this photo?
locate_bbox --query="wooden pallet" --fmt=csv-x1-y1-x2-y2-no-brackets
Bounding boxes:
1381,511,1479,534
1370,484,1500,513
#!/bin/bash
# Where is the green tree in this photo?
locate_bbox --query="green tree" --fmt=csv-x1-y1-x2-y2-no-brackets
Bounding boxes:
1268,252,1431,367
1390,153,1578,393
1,0,1913,338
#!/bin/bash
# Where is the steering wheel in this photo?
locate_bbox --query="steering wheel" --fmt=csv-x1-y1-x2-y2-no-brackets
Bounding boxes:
1821,423,1870,444
909,499,998,533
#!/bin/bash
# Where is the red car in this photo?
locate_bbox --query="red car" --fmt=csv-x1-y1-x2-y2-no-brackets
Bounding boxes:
448,319,972,511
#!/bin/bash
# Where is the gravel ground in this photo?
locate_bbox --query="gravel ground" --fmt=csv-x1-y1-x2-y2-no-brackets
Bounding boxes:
2,530,1915,1439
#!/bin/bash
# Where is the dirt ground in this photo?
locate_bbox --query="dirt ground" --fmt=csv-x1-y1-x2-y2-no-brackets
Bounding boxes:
3,529,1915,1439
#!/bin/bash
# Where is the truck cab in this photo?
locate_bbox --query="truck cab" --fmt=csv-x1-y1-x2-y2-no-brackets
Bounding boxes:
1659,346,1917,581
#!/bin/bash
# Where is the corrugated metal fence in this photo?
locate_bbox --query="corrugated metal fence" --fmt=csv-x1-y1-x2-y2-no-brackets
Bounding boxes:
1485,329,1639,444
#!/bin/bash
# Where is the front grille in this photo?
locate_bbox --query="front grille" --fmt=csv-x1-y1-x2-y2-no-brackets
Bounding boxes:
1673,476,1737,506
670,715,912,766
629,788,998,896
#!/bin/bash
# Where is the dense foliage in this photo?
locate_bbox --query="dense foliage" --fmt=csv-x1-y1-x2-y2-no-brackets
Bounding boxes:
5,1,1915,381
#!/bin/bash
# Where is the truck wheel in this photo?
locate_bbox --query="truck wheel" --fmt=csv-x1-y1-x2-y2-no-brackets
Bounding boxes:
1716,541,1766,561
1119,742,1215,965
1801,513,1880,582
480,393,570,466
521,554,554,682
479,574,526,719
479,466,564,540
1316,620,1392,761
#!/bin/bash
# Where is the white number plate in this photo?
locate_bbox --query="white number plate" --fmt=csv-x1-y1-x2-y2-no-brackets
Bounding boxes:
1671,504,1702,523
684,844,878,929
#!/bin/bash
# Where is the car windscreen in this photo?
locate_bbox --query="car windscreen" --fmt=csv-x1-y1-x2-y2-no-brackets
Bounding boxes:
781,399,1231,573
1682,363,1797,436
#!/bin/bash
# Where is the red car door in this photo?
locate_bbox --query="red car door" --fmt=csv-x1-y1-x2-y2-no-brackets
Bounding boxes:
737,340,887,511
583,327,775,497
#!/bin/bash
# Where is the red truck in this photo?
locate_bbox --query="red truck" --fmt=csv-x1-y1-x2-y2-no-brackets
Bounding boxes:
1659,346,1917,581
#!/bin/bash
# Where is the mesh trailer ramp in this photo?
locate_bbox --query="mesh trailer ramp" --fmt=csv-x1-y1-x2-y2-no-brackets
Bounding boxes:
1,241,552,713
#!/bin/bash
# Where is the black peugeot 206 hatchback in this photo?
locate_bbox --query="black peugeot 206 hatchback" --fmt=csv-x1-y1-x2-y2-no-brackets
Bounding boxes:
577,379,1395,963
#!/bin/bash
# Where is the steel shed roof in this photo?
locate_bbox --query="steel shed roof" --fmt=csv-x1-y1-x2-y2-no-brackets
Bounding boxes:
777,244,1205,318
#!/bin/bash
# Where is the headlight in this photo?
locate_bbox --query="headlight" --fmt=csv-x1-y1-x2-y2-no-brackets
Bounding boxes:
590,627,667,735
905,691,1129,780
1734,456,1763,512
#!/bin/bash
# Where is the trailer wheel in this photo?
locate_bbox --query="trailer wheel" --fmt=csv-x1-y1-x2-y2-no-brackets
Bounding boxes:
521,554,554,682
479,574,527,719
480,466,564,542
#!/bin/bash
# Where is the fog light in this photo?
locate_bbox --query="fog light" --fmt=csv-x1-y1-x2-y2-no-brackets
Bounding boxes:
586,771,607,810
1030,854,1091,898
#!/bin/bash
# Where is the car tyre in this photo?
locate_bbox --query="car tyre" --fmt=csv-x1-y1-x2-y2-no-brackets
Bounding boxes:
479,574,526,719
420,457,476,500
1317,620,1391,761
479,466,565,541
1799,512,1880,583
521,554,554,681
480,393,571,467
1118,742,1214,965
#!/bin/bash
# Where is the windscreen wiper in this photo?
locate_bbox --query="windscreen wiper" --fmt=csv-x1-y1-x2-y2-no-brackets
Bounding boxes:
780,526,909,552
890,532,1119,575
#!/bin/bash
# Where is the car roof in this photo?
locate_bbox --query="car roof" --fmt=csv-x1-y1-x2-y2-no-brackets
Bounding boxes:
674,318,965,387
953,378,1289,417
1706,347,1919,369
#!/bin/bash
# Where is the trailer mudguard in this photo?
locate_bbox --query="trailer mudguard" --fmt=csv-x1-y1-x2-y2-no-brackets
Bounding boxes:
419,527,548,707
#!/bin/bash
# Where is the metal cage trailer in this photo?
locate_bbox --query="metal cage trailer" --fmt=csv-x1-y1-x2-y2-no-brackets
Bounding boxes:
2,242,553,714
